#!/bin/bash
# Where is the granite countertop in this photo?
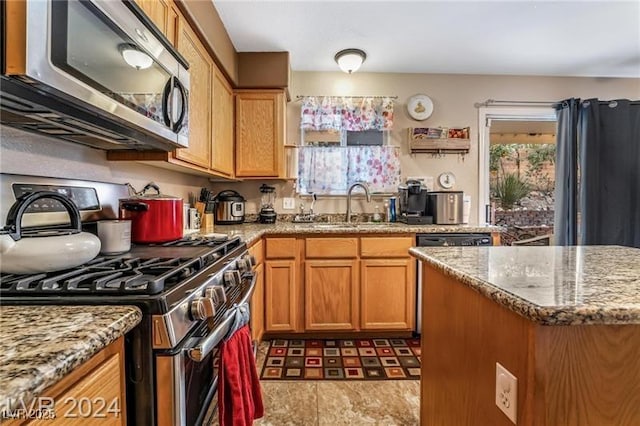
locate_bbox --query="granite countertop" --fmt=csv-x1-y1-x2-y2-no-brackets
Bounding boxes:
0,305,142,413
214,222,504,246
409,245,640,325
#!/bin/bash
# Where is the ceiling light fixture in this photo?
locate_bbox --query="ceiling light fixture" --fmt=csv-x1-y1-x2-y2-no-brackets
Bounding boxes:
334,48,366,74
118,43,153,70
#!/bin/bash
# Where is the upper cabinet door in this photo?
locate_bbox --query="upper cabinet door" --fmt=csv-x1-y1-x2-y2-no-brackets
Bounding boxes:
175,18,212,168
235,90,285,178
134,0,170,35
211,65,235,177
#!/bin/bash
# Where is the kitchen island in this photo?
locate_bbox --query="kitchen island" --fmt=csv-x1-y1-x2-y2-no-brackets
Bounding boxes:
410,245,640,426
0,305,141,420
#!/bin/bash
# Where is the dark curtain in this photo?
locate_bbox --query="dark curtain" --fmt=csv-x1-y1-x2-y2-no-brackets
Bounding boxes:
579,99,640,247
554,98,580,245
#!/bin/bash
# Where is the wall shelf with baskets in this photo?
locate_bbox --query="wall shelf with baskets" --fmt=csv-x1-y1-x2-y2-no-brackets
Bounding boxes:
408,127,470,154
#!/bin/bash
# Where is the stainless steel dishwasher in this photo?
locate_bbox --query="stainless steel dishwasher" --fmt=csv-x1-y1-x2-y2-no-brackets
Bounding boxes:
415,233,493,334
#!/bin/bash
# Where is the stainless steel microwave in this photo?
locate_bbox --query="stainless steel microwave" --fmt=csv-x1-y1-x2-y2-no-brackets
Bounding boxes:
1,0,189,151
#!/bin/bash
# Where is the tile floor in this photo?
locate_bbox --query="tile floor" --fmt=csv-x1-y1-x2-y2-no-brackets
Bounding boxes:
211,342,420,425
254,342,421,426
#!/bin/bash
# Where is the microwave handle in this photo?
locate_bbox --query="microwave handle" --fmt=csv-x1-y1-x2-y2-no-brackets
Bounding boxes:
161,76,174,128
186,273,257,362
172,78,187,133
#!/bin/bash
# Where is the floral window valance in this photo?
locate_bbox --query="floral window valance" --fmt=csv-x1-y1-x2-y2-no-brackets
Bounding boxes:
300,96,394,131
297,146,401,195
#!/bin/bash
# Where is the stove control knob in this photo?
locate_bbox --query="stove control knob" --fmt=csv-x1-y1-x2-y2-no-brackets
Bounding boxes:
246,254,257,267
215,286,227,304
190,297,216,320
224,270,242,287
205,286,227,306
237,258,251,273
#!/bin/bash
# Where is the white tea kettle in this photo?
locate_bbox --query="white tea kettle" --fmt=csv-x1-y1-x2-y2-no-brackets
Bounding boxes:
0,191,101,274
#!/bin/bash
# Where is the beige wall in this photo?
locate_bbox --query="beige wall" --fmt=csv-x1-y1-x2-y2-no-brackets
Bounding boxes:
212,71,639,223
0,126,209,202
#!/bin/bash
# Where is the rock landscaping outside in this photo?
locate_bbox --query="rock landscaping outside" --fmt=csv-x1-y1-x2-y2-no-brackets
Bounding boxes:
490,143,555,245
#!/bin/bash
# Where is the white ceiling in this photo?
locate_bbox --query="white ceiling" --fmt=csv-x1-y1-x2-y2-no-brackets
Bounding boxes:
213,0,640,78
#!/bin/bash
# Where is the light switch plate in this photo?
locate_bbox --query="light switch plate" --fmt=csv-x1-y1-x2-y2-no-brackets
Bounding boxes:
282,197,295,210
496,362,517,424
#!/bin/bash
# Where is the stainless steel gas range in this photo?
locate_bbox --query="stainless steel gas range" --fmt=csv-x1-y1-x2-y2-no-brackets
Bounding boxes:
0,175,256,425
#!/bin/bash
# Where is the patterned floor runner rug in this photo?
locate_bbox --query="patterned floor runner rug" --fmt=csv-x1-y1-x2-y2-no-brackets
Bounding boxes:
260,338,421,380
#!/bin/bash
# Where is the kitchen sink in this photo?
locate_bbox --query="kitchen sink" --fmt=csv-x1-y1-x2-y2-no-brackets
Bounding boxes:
298,222,390,230
309,223,357,229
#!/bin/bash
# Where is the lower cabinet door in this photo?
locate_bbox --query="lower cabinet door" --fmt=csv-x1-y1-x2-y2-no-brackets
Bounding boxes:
360,258,415,330
304,259,359,331
265,260,299,332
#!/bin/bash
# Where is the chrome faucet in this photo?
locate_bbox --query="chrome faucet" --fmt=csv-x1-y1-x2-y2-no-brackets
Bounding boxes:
346,182,371,223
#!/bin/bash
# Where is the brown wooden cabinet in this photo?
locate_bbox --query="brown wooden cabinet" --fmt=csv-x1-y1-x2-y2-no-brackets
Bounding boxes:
302,235,414,333
134,0,179,46
264,238,301,332
235,90,286,178
265,259,299,332
304,259,359,331
135,0,170,35
175,18,212,169
360,236,415,331
14,338,127,426
360,258,415,330
261,234,416,336
210,66,235,176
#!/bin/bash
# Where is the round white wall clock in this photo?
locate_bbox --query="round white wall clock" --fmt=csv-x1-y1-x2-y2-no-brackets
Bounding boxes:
438,172,456,189
407,94,433,121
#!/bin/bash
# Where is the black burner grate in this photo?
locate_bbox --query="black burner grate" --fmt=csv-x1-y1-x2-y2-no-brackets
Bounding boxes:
0,255,205,295
159,235,230,247
0,236,245,303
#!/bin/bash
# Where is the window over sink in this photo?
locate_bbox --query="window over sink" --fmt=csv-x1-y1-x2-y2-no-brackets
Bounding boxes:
296,96,400,195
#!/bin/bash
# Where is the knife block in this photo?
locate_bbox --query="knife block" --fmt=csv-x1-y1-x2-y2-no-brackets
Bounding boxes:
201,212,214,233
196,202,214,233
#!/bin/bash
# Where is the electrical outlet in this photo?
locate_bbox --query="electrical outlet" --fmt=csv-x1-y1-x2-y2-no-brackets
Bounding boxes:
496,362,517,424
282,197,295,210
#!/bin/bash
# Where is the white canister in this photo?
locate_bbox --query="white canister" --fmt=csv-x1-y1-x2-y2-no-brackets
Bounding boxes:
183,205,190,230
462,195,471,224
97,220,132,254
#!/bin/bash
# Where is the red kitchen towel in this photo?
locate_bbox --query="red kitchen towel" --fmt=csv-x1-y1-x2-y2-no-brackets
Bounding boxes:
219,324,264,426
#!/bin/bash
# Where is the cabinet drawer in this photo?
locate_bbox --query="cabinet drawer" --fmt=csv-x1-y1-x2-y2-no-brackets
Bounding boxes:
265,238,297,259
360,237,413,258
306,238,358,258
248,239,264,265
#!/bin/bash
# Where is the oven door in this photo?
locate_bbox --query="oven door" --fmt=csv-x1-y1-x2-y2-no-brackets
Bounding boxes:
155,322,219,426
22,0,189,147
155,273,257,426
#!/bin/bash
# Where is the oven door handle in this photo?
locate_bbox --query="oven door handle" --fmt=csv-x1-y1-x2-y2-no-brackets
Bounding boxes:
186,273,257,362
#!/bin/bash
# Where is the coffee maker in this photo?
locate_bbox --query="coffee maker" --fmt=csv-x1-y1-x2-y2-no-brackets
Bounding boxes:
398,180,433,224
258,184,277,224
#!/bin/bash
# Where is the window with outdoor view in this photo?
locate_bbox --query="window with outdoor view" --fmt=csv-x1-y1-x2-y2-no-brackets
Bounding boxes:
490,126,556,245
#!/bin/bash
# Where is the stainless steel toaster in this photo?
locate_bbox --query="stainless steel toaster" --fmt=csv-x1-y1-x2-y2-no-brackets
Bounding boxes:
427,191,464,224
